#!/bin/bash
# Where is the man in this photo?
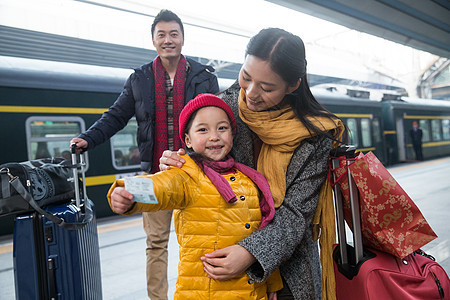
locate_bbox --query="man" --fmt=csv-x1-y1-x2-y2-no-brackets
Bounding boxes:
70,9,219,299
410,120,423,161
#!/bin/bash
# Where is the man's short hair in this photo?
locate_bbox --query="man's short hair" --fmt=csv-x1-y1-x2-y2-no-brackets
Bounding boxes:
151,9,184,38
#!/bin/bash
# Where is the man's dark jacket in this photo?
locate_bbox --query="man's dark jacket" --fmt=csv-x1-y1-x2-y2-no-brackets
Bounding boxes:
410,127,423,146
79,58,219,172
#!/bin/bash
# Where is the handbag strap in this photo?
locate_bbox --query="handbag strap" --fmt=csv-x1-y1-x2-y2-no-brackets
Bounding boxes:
1,173,11,198
9,177,92,230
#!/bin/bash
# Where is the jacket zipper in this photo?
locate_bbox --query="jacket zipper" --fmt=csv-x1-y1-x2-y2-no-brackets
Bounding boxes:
415,252,445,299
430,269,445,299
17,163,32,194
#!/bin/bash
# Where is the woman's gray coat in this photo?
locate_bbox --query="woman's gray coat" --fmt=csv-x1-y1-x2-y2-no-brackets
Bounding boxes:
220,82,331,300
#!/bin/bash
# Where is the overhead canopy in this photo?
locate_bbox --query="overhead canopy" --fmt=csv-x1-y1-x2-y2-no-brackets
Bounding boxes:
266,0,450,58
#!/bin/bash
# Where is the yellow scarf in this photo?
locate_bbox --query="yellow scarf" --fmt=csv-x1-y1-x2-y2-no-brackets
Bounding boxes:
238,89,343,300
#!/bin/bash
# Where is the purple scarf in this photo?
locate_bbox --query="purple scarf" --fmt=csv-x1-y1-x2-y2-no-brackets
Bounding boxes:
201,156,275,229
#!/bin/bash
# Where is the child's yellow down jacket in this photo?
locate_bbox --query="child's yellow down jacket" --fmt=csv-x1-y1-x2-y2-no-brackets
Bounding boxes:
107,154,282,299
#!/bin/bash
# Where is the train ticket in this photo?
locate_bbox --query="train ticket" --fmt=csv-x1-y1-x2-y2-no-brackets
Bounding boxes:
124,177,159,204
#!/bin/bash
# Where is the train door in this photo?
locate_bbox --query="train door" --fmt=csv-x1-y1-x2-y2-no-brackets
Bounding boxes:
396,117,406,161
371,117,386,162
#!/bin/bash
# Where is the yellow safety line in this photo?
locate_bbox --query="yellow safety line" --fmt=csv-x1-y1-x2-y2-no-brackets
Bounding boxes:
97,218,143,234
0,106,374,119
405,141,450,148
404,115,450,120
0,105,107,114
85,175,117,186
423,141,450,147
356,147,376,152
335,113,373,118
0,243,12,254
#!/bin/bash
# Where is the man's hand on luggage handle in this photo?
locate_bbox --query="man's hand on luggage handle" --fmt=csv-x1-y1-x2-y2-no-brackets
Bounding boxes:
70,138,88,153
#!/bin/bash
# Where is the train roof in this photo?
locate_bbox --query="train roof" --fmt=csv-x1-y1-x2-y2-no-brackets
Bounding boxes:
385,96,450,111
311,84,450,112
311,86,383,108
0,56,234,93
0,55,133,93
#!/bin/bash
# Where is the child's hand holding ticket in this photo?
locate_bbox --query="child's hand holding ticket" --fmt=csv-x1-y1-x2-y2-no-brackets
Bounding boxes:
124,177,159,204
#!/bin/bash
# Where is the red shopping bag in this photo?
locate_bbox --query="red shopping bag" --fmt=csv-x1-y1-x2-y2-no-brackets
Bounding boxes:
332,151,437,258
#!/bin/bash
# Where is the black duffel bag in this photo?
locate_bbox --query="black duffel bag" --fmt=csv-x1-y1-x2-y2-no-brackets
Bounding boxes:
0,156,93,229
0,157,77,217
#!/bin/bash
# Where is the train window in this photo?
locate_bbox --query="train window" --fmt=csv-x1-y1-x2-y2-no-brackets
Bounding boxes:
420,120,431,142
361,119,372,147
431,119,442,141
443,119,450,140
26,116,86,161
346,118,359,147
111,119,139,169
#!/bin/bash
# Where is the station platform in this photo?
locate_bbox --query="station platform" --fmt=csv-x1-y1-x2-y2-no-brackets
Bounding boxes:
1,156,449,299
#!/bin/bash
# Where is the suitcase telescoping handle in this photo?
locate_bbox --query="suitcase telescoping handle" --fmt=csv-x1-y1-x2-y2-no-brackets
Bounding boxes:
70,143,88,208
331,145,364,265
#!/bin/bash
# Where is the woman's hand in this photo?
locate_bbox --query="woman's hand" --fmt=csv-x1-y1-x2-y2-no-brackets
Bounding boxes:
110,187,135,214
159,148,186,171
201,245,256,281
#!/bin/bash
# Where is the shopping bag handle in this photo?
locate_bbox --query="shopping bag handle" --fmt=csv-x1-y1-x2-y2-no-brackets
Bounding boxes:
328,145,357,187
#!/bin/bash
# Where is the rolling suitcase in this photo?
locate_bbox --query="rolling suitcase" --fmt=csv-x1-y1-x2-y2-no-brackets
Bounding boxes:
12,145,102,299
330,145,450,300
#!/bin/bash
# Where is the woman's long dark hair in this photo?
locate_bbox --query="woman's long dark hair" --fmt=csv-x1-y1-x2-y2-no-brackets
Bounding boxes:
246,28,347,142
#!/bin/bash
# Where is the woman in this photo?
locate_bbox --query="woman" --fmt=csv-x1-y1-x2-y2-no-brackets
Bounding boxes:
160,28,346,299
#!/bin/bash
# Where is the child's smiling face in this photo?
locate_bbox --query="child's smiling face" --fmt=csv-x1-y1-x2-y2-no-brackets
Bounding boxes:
184,106,234,161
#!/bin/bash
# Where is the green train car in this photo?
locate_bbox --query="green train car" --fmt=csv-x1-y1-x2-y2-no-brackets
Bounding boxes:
1,56,449,236
382,97,450,165
0,56,141,235
313,85,450,165
312,87,387,163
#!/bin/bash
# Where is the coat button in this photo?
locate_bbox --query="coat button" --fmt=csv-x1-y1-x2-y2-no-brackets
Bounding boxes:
248,279,254,284
245,223,250,229
240,195,245,201
230,176,236,181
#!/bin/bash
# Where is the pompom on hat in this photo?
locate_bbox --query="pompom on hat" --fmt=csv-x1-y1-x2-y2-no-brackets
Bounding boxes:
179,93,237,142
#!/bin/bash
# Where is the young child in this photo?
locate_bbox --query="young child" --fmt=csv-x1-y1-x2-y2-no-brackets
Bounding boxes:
107,93,282,299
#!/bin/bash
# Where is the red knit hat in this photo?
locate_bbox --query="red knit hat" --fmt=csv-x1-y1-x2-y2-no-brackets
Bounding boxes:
179,93,237,142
